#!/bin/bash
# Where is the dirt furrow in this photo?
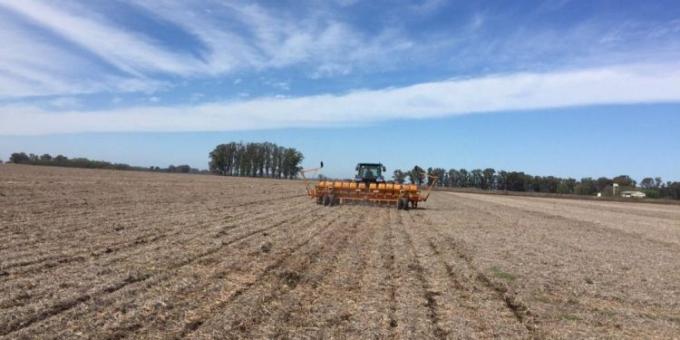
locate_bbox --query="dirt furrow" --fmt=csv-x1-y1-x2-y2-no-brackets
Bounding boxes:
0,202,317,337
0,193,305,262
254,207,388,339
0,199,312,313
384,209,399,339
395,212,448,339
406,211,534,338
57,205,343,339
427,193,680,338
0,201,306,290
186,206,369,339
449,192,680,247
385,209,438,339
1,197,308,277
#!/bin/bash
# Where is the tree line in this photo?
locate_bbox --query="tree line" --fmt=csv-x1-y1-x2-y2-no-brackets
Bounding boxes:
391,165,680,200
6,152,201,173
209,142,304,179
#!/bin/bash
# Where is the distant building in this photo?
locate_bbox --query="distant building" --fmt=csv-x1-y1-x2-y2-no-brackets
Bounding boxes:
621,191,646,198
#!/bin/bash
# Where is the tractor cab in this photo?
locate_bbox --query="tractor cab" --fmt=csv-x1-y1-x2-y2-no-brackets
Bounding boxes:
354,163,386,183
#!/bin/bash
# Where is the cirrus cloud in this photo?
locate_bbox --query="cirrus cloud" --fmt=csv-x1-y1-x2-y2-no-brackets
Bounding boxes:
2,63,679,135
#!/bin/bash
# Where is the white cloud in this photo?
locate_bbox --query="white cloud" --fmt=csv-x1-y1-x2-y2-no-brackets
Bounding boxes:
0,0,417,98
2,63,679,135
133,1,414,76
0,0,678,102
48,97,81,109
409,0,446,14
0,1,204,76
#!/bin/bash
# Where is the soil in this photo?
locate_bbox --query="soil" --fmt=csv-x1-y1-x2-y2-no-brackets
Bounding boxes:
1,164,679,339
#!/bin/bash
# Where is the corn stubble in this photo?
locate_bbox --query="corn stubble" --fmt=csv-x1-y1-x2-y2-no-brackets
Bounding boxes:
1,165,679,339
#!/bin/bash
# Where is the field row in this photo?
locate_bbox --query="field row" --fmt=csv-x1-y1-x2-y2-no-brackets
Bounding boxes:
1,165,679,338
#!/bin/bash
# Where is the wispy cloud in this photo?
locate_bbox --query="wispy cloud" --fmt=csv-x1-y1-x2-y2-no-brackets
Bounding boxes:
48,97,81,109
0,0,416,98
1,1,203,76
134,1,414,76
2,63,679,135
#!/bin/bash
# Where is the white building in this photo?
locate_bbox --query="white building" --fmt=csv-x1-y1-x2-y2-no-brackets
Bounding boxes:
621,191,646,198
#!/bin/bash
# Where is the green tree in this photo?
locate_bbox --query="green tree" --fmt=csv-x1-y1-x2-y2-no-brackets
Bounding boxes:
459,169,469,187
640,177,655,189
595,177,612,192
429,168,447,187
9,152,30,163
409,165,425,185
482,168,496,190
392,169,406,184
613,175,636,187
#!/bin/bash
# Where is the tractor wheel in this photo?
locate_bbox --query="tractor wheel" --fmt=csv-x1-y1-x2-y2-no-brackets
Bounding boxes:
322,194,331,206
329,194,337,206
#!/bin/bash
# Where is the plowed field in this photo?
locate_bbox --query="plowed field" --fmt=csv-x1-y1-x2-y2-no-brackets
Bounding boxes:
1,165,679,339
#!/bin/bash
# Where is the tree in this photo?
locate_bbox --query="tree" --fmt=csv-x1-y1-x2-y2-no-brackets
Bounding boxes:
640,177,655,189
429,168,446,186
9,152,30,163
408,166,425,185
612,175,636,187
459,169,469,187
562,178,576,194
208,144,228,175
654,177,663,189
208,142,304,179
470,169,483,189
392,169,406,184
174,165,192,173
497,171,508,191
447,169,460,187
482,168,496,190
54,155,68,164
505,171,528,191
595,177,612,192
282,148,303,179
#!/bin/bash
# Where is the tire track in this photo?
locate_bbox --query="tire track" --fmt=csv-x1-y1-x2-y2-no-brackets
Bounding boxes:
450,192,680,250
385,209,439,339
0,200,318,337
94,205,342,340
396,212,447,339
262,207,389,339
232,207,370,339
1,194,305,263
384,209,399,338
413,210,539,338
307,207,389,338
177,206,361,338
0,200,311,313
1,197,308,276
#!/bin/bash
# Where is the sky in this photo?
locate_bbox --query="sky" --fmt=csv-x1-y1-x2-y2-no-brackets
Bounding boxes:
0,0,679,180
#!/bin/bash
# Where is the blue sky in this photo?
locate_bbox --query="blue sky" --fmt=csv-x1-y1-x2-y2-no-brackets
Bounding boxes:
0,1,679,180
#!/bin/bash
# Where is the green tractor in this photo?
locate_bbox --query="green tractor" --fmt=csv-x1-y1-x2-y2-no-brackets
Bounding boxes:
354,162,387,183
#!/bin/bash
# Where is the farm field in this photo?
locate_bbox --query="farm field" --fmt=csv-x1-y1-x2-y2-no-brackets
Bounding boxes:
1,165,680,339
